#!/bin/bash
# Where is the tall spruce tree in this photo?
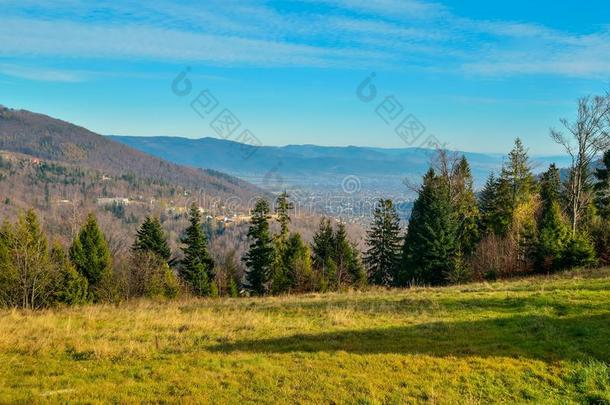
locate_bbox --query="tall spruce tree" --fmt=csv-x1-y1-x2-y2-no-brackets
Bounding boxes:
494,175,515,236
133,217,171,262
283,233,313,292
479,139,537,239
334,222,366,288
311,218,336,288
180,204,214,296
592,150,610,264
400,170,458,286
478,173,514,237
594,150,610,220
502,138,537,208
536,164,570,271
243,199,275,295
275,192,293,242
479,173,498,234
333,222,353,287
69,213,112,298
504,139,538,266
453,156,481,255
364,199,402,286
51,242,89,305
270,192,294,293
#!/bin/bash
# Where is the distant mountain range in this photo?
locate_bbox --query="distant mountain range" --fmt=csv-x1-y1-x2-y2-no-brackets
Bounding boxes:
110,135,573,191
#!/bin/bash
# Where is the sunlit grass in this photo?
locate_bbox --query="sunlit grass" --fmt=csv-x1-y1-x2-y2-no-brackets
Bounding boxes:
1,269,609,403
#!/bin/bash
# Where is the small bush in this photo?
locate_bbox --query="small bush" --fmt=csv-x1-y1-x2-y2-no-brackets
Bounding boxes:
591,219,610,266
562,233,597,269
119,252,182,300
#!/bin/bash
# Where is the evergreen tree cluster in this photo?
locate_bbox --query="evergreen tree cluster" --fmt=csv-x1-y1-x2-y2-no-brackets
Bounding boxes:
364,139,606,288
242,192,365,295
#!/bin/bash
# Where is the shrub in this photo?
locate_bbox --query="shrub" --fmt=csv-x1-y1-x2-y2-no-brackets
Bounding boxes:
120,251,181,300
591,219,610,266
445,252,472,284
470,233,522,280
562,233,597,269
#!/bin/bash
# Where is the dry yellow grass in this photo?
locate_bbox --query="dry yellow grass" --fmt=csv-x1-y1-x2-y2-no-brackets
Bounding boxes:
1,269,609,403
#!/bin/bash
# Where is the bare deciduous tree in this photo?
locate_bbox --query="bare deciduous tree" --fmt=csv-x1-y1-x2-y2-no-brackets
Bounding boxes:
551,94,610,233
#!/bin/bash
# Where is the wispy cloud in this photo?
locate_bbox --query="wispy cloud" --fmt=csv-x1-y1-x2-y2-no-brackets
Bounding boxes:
311,0,447,19
0,18,390,68
0,0,609,79
0,63,88,82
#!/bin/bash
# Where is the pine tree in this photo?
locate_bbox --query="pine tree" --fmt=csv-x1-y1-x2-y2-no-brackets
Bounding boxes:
275,191,293,242
480,139,538,240
400,170,459,286
270,192,294,294
243,199,275,295
503,139,538,269
283,233,313,292
180,204,214,296
311,218,336,288
453,156,481,255
347,242,367,288
562,232,597,268
364,199,402,286
502,138,537,209
133,217,171,262
540,164,562,206
51,242,89,305
592,150,610,264
536,164,570,271
494,175,517,236
479,173,498,234
478,173,513,237
594,150,610,220
70,213,112,299
334,222,366,288
333,222,353,288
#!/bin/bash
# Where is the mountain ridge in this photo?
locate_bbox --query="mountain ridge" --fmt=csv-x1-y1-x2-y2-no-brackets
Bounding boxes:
109,135,573,190
0,106,264,202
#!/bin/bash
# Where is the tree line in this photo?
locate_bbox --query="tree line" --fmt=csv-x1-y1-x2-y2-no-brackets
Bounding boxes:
0,94,609,307
363,94,610,286
0,194,366,308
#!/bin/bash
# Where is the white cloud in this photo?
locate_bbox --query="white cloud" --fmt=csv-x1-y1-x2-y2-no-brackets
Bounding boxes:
0,63,88,82
0,17,387,68
0,0,609,79
311,0,446,19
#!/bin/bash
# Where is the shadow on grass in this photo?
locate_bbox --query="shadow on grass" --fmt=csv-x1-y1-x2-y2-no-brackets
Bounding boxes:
210,313,610,362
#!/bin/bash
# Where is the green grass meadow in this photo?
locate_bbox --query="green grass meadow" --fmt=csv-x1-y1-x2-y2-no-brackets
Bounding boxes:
1,269,610,403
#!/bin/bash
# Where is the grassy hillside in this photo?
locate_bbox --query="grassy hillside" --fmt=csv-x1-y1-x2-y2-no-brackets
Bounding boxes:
1,270,609,403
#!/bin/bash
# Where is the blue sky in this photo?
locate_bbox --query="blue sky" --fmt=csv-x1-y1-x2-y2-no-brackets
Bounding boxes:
1,0,609,154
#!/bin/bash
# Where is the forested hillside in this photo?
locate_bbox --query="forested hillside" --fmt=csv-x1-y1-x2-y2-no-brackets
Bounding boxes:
0,106,260,199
